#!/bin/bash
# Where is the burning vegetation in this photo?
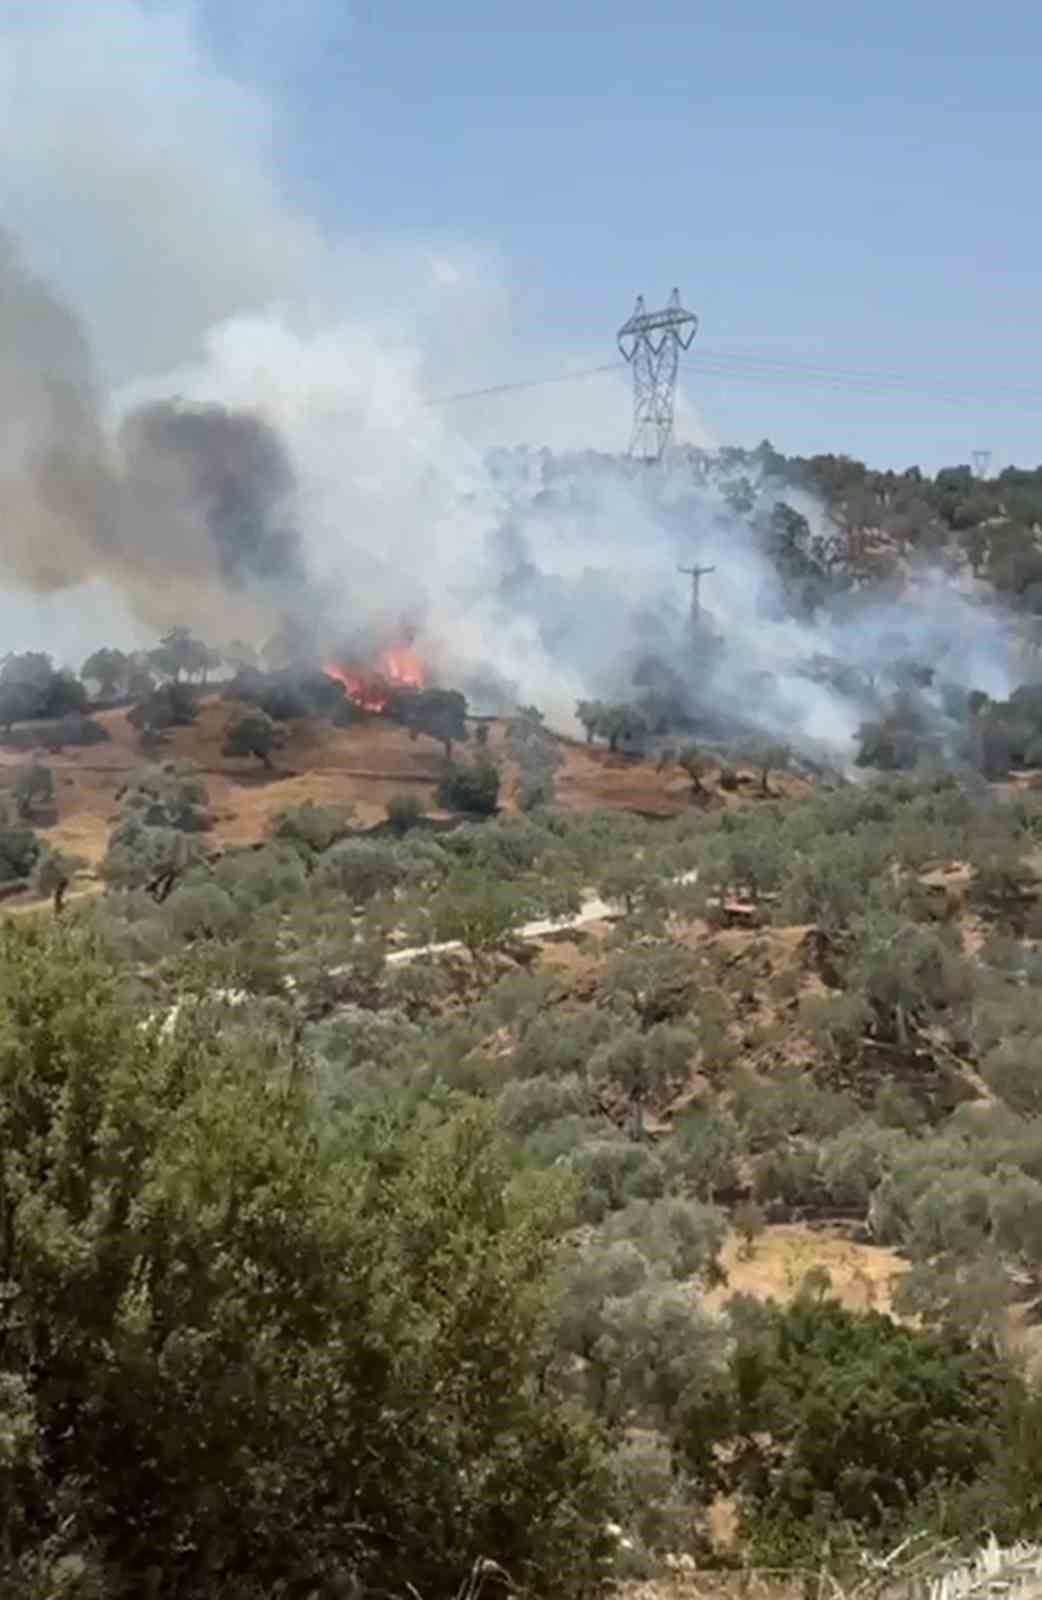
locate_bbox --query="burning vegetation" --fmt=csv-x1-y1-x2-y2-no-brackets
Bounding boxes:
322,644,425,714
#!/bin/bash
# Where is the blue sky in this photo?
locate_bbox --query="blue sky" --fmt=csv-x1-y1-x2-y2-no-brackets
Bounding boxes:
198,0,1042,471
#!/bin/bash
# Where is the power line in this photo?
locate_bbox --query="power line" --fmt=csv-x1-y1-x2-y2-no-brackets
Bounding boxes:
686,345,1042,406
423,362,620,407
423,347,1042,416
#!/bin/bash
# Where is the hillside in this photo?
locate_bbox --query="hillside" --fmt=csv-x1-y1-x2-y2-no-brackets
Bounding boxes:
0,695,813,873
6,708,1042,1591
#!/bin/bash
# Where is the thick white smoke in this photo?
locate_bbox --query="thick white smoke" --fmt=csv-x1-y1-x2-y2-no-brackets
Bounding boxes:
0,0,1020,765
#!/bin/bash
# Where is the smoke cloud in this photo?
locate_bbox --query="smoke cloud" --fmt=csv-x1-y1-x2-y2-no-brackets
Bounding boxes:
0,1,1022,767
0,224,304,637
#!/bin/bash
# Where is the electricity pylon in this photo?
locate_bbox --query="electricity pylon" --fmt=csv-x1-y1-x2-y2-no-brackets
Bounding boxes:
617,288,698,462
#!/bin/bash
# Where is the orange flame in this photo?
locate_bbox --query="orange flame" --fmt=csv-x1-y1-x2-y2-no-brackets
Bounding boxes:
379,645,424,689
323,644,425,713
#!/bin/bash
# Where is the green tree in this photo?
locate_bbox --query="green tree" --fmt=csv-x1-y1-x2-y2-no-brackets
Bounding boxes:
681,1291,1012,1552
0,681,39,733
507,706,563,811
126,657,156,700
431,870,524,958
576,699,606,744
315,838,404,904
0,654,87,726
81,647,130,699
0,652,54,721
148,625,209,682
746,741,790,795
100,816,201,899
588,1025,695,1139
32,845,85,914
115,762,211,834
436,757,500,815
0,922,612,1596
12,763,53,820
128,680,200,737
221,708,285,768
0,807,41,884
678,743,709,795
269,799,356,860
672,1108,741,1200
403,686,469,758
598,703,648,755
386,790,425,834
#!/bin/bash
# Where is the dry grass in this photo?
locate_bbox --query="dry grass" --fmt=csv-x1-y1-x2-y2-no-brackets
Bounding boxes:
707,1224,906,1317
0,699,452,867
0,700,815,870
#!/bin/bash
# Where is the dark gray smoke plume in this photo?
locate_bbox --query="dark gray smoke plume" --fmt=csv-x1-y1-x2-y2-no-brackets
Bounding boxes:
0,227,114,592
0,226,304,634
118,401,304,592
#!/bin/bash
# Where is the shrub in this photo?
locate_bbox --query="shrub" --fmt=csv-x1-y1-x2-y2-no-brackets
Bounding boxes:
436,757,500,815
385,790,425,834
32,845,85,914
315,838,404,904
671,1108,742,1199
682,1292,1013,1551
268,800,355,859
45,714,110,751
609,1430,705,1560
100,817,201,893
115,762,212,834
212,844,308,911
0,814,41,884
221,708,286,767
12,764,53,819
127,679,199,734
603,1196,726,1284
497,1073,589,1137
162,882,243,942
566,1137,669,1223
430,870,523,956
0,922,614,1597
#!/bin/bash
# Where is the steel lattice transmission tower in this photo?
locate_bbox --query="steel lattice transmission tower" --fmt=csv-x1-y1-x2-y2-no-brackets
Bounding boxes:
617,288,699,462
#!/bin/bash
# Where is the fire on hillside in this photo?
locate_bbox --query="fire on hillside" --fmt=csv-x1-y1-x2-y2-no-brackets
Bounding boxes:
322,644,425,713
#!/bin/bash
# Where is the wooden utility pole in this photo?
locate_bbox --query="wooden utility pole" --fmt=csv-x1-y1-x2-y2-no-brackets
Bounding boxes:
678,563,715,625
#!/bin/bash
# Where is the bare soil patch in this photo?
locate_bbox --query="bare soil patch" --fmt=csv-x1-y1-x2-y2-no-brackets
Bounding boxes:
707,1223,906,1316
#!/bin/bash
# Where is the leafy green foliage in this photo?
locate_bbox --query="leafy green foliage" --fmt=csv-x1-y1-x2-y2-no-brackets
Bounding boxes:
228,665,347,721
12,764,53,820
100,765,212,895
682,1290,1012,1553
0,923,614,1597
221,707,286,766
0,804,41,884
147,625,212,682
315,838,404,904
436,756,501,814
32,845,85,913
431,869,524,955
81,647,131,698
0,653,88,730
127,679,199,736
8,733,1042,1579
115,762,212,834
576,700,648,753
268,799,356,859
385,789,425,834
394,685,469,757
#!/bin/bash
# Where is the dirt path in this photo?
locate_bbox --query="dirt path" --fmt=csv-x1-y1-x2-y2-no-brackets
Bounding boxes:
384,869,699,967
